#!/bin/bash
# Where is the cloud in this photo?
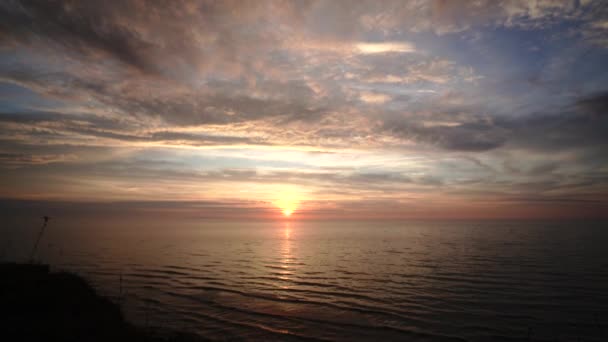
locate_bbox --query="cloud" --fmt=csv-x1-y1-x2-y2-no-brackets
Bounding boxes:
356,58,462,85
355,42,416,54
384,118,508,152
0,1,159,74
503,101,608,152
359,91,391,104
0,0,607,218
576,91,608,117
0,198,273,220
0,152,77,166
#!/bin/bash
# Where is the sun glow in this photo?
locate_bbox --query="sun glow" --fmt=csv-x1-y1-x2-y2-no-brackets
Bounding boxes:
275,194,299,218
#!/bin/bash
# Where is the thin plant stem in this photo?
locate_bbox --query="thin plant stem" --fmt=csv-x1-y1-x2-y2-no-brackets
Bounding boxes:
29,217,49,262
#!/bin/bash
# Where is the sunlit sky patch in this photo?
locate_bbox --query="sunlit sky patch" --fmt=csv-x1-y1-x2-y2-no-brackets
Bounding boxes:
0,0,607,219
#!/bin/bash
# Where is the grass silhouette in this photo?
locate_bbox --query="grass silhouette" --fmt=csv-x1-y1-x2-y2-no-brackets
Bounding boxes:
29,216,50,262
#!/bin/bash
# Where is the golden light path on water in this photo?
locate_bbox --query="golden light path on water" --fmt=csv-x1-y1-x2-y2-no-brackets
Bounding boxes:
278,222,293,290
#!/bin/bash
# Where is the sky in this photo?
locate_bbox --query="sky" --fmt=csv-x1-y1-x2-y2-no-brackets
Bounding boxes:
1,0,607,220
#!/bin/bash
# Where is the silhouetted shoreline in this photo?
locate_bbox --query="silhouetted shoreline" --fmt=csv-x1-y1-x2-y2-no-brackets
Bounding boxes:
0,263,206,342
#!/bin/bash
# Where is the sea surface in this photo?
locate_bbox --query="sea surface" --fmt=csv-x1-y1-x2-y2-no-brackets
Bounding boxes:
2,219,608,341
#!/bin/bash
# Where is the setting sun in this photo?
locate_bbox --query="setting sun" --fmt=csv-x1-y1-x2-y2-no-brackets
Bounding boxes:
275,194,299,218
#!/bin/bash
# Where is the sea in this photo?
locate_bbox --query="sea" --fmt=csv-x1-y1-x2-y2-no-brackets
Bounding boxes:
2,218,607,341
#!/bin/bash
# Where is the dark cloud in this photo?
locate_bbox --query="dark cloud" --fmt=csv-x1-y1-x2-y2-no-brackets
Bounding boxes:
375,89,608,153
150,131,259,145
503,103,608,153
0,109,263,146
0,0,306,79
576,91,608,117
0,1,157,73
0,198,272,220
0,62,331,127
528,162,559,175
381,113,508,152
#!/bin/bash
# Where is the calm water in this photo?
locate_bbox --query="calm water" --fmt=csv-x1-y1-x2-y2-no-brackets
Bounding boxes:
2,219,608,341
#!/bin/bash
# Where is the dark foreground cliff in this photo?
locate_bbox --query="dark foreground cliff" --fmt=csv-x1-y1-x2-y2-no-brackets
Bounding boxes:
0,263,205,342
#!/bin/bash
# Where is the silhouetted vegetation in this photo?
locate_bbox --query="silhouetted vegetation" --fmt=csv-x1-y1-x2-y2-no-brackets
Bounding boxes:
29,216,49,262
0,263,206,342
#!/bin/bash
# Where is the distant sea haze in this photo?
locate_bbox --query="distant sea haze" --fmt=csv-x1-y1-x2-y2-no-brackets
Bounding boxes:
4,219,607,341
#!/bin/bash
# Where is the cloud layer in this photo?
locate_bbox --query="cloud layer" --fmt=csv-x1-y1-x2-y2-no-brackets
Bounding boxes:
1,0,607,218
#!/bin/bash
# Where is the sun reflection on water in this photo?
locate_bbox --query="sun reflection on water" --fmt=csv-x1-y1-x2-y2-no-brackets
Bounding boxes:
277,222,293,288
284,222,291,239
